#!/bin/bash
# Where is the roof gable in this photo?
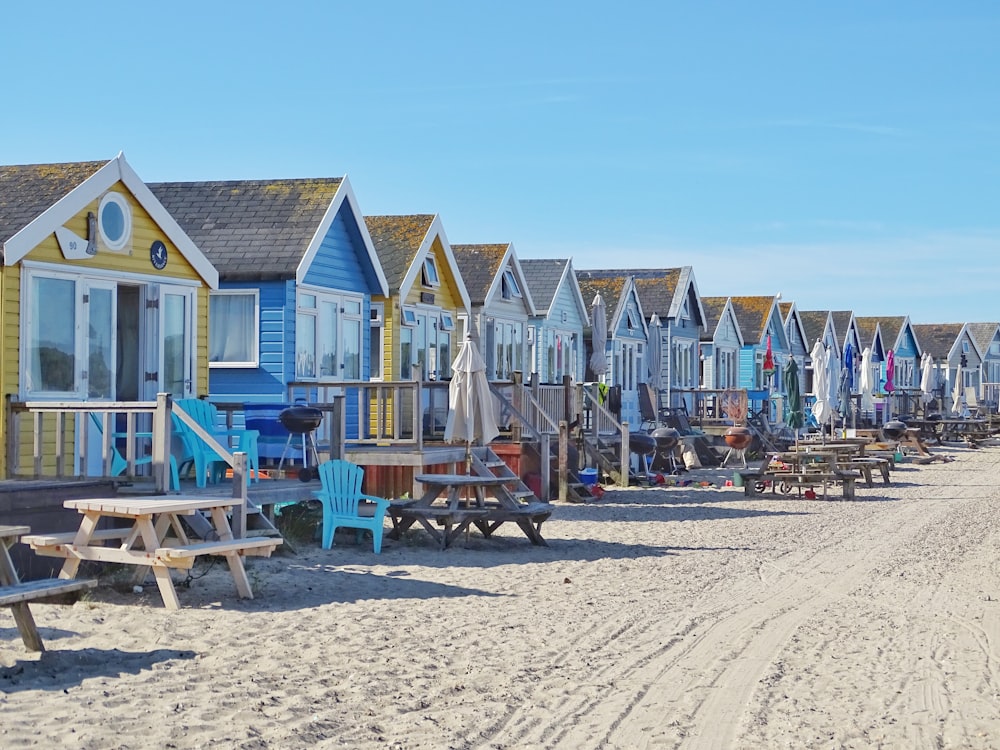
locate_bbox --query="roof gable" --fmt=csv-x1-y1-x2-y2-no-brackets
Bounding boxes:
2,154,217,286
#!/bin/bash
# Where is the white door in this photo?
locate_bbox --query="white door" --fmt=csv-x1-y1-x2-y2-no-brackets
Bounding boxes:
145,284,196,399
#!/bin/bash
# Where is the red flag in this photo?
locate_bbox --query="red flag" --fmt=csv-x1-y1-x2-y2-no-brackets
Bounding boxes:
763,334,775,375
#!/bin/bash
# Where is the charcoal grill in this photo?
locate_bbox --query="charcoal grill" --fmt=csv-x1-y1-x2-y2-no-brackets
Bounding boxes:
278,404,323,481
651,427,681,473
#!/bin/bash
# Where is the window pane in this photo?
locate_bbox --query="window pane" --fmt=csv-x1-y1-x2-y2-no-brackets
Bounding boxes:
30,277,75,392
343,319,361,379
88,287,114,398
163,293,187,396
438,332,451,379
296,312,316,378
400,327,413,380
319,301,338,377
209,294,255,363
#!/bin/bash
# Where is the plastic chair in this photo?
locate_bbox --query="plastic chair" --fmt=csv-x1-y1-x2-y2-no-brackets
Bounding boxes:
89,413,180,491
314,460,390,553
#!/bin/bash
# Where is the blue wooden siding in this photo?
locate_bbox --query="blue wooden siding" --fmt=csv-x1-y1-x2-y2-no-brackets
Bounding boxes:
896,326,917,358
534,279,586,382
738,347,757,389
209,279,290,403
301,207,382,294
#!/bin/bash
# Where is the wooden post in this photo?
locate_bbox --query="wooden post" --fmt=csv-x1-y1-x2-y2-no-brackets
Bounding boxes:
511,371,523,443
540,432,551,502
333,395,346,461
231,452,247,539
563,375,573,426
154,393,172,495
621,422,630,487
558,420,568,502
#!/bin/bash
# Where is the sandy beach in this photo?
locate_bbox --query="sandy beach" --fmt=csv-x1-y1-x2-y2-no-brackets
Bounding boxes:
3,445,1000,749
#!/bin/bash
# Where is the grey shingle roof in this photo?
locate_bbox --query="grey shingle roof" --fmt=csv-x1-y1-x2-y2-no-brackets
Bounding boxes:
577,267,681,320
912,323,965,359
0,160,108,247
149,178,343,280
700,296,729,338
830,311,854,349
966,322,999,354
451,244,508,306
798,310,830,345
728,296,775,343
575,272,627,329
520,258,569,314
364,214,436,294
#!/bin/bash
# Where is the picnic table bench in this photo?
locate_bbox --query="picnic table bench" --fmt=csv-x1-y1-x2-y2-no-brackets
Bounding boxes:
740,469,861,500
1,525,96,651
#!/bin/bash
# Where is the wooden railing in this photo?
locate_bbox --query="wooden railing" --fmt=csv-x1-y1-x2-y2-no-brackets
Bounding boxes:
5,394,174,492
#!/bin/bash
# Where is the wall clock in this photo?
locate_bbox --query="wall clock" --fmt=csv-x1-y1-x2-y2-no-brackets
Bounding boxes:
150,240,168,270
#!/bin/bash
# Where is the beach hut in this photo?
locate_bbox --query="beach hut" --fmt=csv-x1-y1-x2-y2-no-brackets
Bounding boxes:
967,322,1000,410
797,310,838,395
150,176,389,427
0,154,218,480
727,296,789,421
912,323,984,415
699,296,744,391
575,272,647,428
520,258,588,385
452,243,537,382
855,316,921,416
364,214,470,383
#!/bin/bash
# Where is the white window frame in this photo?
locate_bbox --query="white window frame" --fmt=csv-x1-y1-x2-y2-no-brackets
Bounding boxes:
295,287,365,381
501,269,522,299
440,312,455,331
401,306,418,326
422,256,440,288
97,191,133,252
370,302,384,381
209,289,260,368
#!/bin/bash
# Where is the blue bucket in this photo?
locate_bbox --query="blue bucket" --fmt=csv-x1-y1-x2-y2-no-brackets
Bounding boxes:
579,468,598,488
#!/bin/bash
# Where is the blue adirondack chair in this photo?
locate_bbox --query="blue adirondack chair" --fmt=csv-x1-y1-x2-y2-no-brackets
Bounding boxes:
89,413,180,491
314,460,390,552
172,398,259,488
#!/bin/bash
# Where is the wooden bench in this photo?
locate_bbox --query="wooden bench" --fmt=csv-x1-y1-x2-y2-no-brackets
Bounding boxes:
841,458,891,487
390,506,490,549
154,537,282,569
2,524,97,652
746,470,861,500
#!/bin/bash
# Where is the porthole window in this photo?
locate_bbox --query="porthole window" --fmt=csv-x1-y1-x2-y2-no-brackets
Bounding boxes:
98,192,132,251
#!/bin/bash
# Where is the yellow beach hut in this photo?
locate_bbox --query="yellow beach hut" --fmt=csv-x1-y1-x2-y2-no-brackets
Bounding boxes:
0,154,218,480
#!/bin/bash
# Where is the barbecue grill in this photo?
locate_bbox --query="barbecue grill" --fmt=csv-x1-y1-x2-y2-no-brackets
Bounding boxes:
881,420,907,441
278,404,323,481
629,432,658,480
651,427,681,473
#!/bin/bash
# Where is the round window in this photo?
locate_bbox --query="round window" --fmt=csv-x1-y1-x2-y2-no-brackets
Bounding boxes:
98,192,132,251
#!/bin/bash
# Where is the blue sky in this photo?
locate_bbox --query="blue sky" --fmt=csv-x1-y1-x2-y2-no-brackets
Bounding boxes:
4,2,998,323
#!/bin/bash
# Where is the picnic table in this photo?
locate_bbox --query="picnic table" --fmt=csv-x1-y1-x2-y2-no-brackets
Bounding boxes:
1,525,96,651
389,473,550,548
23,497,281,610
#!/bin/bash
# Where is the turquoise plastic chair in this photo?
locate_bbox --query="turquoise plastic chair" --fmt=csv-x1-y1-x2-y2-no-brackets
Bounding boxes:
89,413,180,491
314,460,390,553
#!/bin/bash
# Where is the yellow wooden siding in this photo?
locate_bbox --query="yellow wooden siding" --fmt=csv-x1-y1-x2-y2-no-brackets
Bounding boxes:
0,181,213,477
24,182,203,281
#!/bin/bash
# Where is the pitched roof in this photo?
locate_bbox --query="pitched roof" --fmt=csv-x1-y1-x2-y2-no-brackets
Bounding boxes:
778,301,793,319
0,161,108,247
830,311,854,350
451,244,508,305
798,310,830,345
575,267,705,326
854,317,880,348
364,214,437,293
575,272,627,329
149,178,343,280
700,296,729,334
966,322,999,354
856,316,906,349
912,323,965,359
728,296,776,343
520,258,570,313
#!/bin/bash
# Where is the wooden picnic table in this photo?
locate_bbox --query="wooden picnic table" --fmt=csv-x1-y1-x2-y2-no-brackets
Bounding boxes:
23,497,281,610
389,473,550,548
1,525,96,651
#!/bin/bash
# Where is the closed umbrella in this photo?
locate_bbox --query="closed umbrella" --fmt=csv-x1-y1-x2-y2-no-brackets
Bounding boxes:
810,340,831,426
763,334,776,384
952,368,966,416
783,359,804,430
589,293,608,378
860,347,875,416
444,337,500,473
843,342,854,390
920,353,935,405
647,313,662,392
827,342,841,422
885,349,895,421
